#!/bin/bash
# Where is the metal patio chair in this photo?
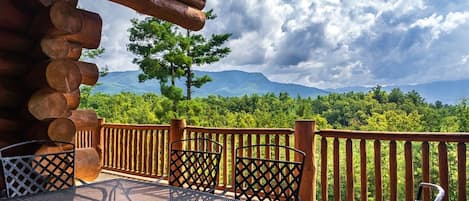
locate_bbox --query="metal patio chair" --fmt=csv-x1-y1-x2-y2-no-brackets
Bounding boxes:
0,140,75,198
234,144,306,201
168,138,223,193
415,182,445,201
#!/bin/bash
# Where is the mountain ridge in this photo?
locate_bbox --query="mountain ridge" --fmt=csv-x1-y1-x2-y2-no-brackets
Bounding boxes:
93,70,469,104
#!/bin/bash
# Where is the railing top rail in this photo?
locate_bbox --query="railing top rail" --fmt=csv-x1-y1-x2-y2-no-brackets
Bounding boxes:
185,126,294,135
318,129,469,142
102,123,170,130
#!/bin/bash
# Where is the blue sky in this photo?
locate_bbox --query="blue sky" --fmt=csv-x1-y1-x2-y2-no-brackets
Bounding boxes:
79,0,469,89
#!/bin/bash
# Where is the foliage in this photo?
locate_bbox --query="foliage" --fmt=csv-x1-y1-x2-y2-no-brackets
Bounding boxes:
183,10,231,100
128,18,186,108
80,88,467,200
128,11,231,104
79,87,468,132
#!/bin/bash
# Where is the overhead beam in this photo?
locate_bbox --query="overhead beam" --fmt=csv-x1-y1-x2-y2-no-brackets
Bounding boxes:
109,0,206,31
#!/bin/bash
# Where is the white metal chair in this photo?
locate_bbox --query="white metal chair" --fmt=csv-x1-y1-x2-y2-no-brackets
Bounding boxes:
415,182,445,201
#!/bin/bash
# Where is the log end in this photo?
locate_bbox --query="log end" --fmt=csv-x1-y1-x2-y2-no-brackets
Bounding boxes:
46,60,82,92
50,1,82,34
48,118,76,142
28,89,71,120
76,148,101,181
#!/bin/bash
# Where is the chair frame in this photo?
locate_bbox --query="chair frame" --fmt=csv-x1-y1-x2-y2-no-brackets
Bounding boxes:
168,138,223,193
0,140,75,198
234,144,306,201
415,182,445,201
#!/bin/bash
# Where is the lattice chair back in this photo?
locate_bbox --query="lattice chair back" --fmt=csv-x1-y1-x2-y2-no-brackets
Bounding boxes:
169,138,223,193
235,145,306,201
0,140,75,198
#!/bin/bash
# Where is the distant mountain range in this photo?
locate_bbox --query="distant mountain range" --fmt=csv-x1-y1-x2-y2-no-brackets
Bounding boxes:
93,70,469,104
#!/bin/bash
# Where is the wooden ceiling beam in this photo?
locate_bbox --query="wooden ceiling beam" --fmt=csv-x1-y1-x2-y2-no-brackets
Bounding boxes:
109,0,206,31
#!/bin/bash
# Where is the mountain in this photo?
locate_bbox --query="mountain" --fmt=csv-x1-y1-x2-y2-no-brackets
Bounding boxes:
93,70,329,97
328,80,469,104
93,70,469,104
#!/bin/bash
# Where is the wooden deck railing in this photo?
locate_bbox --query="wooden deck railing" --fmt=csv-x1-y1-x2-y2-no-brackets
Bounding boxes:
100,123,171,178
184,125,295,190
75,119,468,201
318,129,468,201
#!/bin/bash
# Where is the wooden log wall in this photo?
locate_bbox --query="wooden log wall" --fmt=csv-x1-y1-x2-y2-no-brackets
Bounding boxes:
0,0,101,185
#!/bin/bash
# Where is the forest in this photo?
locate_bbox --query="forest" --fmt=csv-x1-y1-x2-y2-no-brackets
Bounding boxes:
80,85,469,200
80,85,469,132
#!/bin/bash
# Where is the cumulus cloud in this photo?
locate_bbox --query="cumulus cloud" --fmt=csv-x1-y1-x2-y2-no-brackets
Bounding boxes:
411,11,469,41
79,0,469,89
78,0,143,71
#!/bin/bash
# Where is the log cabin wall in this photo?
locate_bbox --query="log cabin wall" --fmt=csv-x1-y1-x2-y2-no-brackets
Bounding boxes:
0,0,101,185
0,0,207,189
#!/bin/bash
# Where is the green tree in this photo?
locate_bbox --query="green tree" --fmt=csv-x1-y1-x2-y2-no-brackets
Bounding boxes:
127,18,187,109
79,47,107,108
182,10,231,100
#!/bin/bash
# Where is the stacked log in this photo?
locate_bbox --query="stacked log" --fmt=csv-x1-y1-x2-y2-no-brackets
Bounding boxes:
0,0,208,188
0,0,102,186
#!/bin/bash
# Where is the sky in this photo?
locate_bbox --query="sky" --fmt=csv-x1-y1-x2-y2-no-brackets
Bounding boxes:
79,0,469,89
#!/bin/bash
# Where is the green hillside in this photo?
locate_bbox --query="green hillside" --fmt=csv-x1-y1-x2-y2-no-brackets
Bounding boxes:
93,70,329,97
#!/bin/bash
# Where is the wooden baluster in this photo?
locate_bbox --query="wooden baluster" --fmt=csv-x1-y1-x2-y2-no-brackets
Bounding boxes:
159,130,165,176
405,141,413,201
333,137,340,201
217,133,221,186
133,130,139,173
113,128,118,169
275,135,280,160
438,142,449,201
321,137,328,201
360,139,368,201
374,140,382,201
265,135,270,159
390,141,397,201
457,142,466,201
422,141,430,201
187,131,192,150
239,134,244,156
155,130,160,176
256,134,261,159
231,134,235,188
149,130,154,176
119,128,125,171
195,132,199,150
143,130,149,174
208,132,212,152
223,134,227,187
102,128,108,168
346,139,353,201
286,134,290,161
107,128,112,168
126,129,132,172
201,132,206,151
247,134,252,158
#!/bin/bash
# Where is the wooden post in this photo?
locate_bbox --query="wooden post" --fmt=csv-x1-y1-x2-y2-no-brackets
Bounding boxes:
169,119,186,179
95,118,105,164
295,120,316,201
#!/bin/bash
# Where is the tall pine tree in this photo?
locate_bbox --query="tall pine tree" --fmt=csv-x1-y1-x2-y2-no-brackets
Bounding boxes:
182,10,231,100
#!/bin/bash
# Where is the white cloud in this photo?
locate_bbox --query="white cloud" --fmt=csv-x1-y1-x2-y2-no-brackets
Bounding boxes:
411,11,469,41
79,0,469,89
460,54,469,65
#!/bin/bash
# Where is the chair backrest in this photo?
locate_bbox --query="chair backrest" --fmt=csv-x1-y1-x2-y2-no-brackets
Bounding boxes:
415,182,445,201
235,144,305,201
0,140,75,198
169,138,222,193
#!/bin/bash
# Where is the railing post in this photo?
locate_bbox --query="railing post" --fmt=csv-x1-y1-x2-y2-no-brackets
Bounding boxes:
295,120,317,201
169,119,186,179
95,118,105,163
